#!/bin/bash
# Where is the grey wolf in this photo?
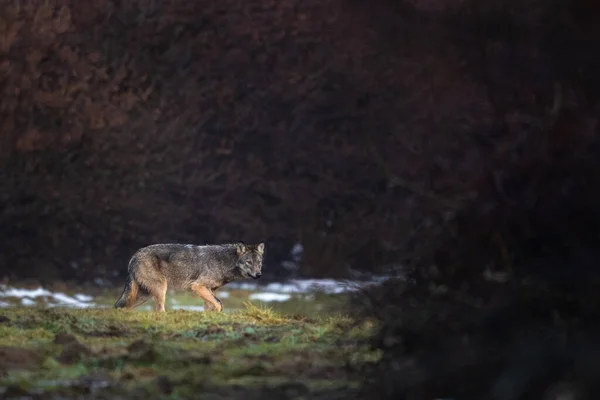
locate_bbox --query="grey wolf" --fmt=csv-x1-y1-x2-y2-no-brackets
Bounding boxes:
114,242,264,312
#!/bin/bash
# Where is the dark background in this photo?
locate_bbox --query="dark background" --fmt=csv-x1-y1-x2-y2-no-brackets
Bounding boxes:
3,0,600,398
0,0,491,284
0,0,599,285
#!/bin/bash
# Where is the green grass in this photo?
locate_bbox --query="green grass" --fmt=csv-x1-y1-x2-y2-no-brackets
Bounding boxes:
0,302,378,399
89,286,351,316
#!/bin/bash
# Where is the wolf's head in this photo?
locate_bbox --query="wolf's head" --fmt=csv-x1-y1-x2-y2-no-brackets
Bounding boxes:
235,242,265,279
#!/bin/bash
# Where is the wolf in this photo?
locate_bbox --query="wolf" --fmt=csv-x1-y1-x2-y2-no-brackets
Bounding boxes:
114,242,264,312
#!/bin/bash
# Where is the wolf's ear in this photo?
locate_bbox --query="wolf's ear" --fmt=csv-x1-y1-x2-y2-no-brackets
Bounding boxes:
256,242,265,255
236,243,247,257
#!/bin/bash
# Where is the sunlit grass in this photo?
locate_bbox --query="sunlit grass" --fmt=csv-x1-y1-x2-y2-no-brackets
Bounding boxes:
0,301,378,398
240,301,287,324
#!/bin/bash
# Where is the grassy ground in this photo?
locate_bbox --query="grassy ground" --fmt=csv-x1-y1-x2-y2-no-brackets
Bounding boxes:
0,289,379,399
0,282,353,316
94,287,352,316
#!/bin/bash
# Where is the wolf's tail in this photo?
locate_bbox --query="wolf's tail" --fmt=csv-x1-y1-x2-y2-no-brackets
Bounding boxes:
114,256,141,309
114,275,137,308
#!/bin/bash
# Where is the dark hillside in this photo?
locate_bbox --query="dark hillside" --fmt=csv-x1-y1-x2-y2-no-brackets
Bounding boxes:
3,0,600,398
1,0,492,284
357,0,600,398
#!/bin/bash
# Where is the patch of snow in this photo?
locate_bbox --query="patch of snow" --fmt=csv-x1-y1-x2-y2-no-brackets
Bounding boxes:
263,279,360,294
51,292,95,308
0,301,9,308
228,276,392,295
172,305,205,311
74,294,93,302
249,292,292,302
215,291,229,299
1,287,52,298
227,282,259,291
290,242,303,262
291,242,303,255
0,285,96,309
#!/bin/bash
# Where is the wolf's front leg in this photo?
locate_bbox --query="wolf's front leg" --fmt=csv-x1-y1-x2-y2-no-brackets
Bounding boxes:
212,293,223,311
190,283,223,312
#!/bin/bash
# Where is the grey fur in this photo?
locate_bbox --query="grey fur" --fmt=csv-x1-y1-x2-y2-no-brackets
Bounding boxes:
114,242,264,312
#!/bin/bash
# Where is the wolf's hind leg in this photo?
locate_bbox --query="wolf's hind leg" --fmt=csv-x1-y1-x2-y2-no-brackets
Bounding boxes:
150,280,167,312
134,255,168,312
190,283,223,312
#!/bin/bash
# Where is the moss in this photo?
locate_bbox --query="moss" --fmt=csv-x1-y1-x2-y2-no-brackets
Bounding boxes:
0,303,375,399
